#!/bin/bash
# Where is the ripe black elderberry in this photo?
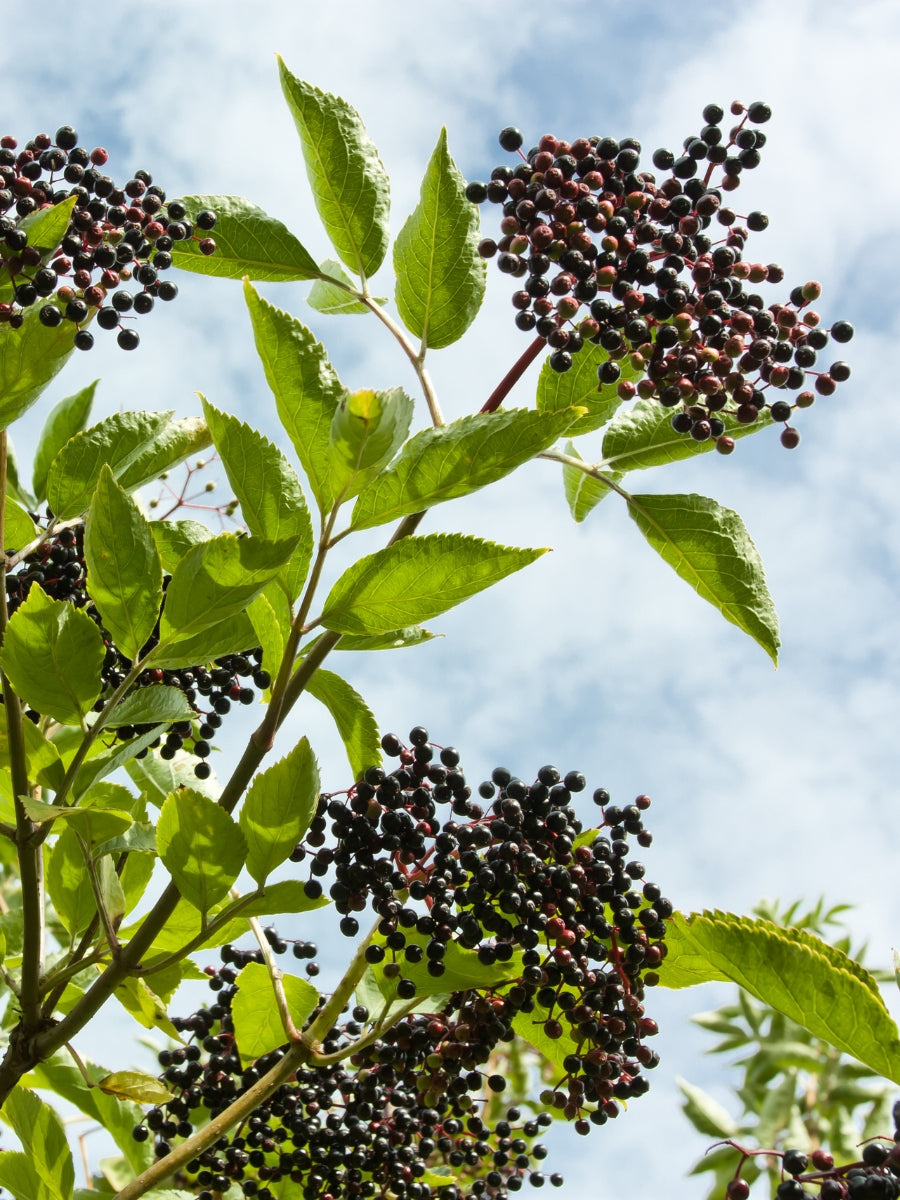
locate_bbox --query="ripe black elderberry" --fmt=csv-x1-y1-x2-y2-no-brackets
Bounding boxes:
467,103,852,452
0,127,216,347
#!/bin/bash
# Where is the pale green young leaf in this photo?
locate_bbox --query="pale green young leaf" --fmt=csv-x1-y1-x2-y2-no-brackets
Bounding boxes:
561,441,620,523
240,737,319,885
0,1152,44,1200
112,975,182,1040
103,684,196,729
150,519,214,573
321,534,547,635
117,416,212,494
125,746,220,807
307,259,371,315
46,410,174,519
158,533,297,640
31,379,97,502
304,668,379,781
72,727,169,798
329,387,413,502
96,1072,175,1104
85,464,162,661
601,397,773,473
4,496,39,548
244,281,342,513
536,340,639,436
232,961,319,1064
0,303,78,428
334,626,436,651
170,194,320,280
202,399,313,598
1,1086,74,1200
626,492,779,663
350,408,580,531
157,788,247,911
19,194,78,252
248,587,290,689
657,911,900,1084
46,827,97,935
149,610,258,670
23,796,133,845
676,1077,740,1138
0,584,104,725
393,127,485,348
278,59,390,279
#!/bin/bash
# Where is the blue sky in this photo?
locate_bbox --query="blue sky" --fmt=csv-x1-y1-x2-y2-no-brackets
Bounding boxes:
2,2,898,1195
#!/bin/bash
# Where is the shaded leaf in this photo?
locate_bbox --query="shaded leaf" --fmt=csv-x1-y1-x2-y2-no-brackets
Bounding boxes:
239,737,320,885
232,961,319,1064
677,1077,739,1138
150,518,214,573
561,441,620,523
31,379,97,502
321,534,546,635
157,788,247,911
308,259,371,315
126,746,222,807
278,59,390,279
304,668,379,780
96,1071,175,1104
171,194,320,280
0,710,64,791
0,301,77,428
394,127,485,348
117,416,212,494
536,340,638,436
103,685,195,729
329,387,413,503
627,492,779,663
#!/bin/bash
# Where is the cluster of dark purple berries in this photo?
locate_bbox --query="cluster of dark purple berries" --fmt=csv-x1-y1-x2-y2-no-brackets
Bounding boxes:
4,518,269,780
466,101,853,452
726,1105,900,1199
0,126,216,350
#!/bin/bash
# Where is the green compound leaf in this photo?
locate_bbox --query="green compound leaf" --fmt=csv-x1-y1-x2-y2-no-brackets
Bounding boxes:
232,961,319,1065
394,127,485,349
278,58,390,280
351,407,581,531
31,379,97,502
103,685,196,729
657,911,900,1084
150,610,258,671
304,668,380,781
676,1078,739,1139
321,534,547,636
0,584,104,725
536,341,639,436
202,399,314,599
150,518,214,573
157,788,247,912
626,492,779,663
239,736,320,886
561,441,621,523
46,410,174,519
329,387,413,504
170,194,320,281
601,396,773,474
244,281,342,514
307,259,372,315
0,301,79,429
3,496,37,549
0,1086,74,1200
85,464,163,661
158,532,297,641
23,795,133,846
334,626,436,651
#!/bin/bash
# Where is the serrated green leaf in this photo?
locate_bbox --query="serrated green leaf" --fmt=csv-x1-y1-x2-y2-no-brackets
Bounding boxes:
350,408,581,531
150,519,214,574
511,995,580,1084
244,282,342,513
46,826,98,936
232,961,319,1065
0,584,104,724
149,609,257,670
96,1071,175,1104
371,928,520,1003
239,737,319,885
158,533,297,641
321,533,546,635
248,587,289,689
170,194,320,280
31,379,97,502
3,495,38,549
0,302,78,428
85,464,162,661
334,626,436,651
0,709,64,791
307,259,371,315
157,788,246,911
394,127,485,348
103,685,195,729
72,727,168,799
0,1152,44,1200
657,911,900,1083
46,410,174,519
1,1086,74,1200
117,416,212,495
19,194,78,252
676,1077,739,1138
202,399,313,599
601,397,773,473
329,387,413,503
304,668,379,780
536,340,639,436
112,975,182,1040
561,441,620,523
125,746,220,807
626,492,780,662
278,59,390,279
23,796,133,845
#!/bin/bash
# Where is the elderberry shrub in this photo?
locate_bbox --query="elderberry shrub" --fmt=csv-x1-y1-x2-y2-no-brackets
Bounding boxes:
137,732,668,1199
467,101,853,453
0,127,216,348
3,515,270,779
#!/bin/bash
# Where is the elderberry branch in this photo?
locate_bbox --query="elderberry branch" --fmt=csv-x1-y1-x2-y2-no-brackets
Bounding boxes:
361,296,444,428
304,916,380,1050
75,831,121,960
246,907,302,1043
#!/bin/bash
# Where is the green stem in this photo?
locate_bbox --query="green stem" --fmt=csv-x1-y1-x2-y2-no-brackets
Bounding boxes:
538,447,632,502
247,910,301,1042
304,918,379,1047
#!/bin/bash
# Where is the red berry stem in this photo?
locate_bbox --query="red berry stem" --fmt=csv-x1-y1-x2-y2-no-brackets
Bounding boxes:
481,335,546,413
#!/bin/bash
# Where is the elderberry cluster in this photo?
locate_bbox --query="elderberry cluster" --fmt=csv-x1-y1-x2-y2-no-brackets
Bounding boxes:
0,126,216,349
4,517,270,780
467,101,853,452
